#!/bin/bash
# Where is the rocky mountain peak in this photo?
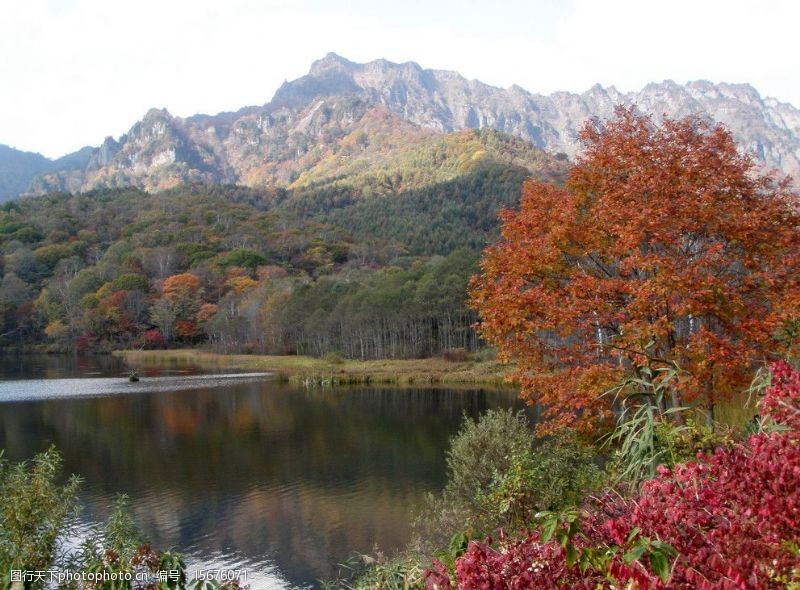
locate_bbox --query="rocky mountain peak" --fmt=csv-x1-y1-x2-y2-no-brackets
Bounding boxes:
6,54,800,199
87,136,120,169
308,52,357,76
282,56,800,176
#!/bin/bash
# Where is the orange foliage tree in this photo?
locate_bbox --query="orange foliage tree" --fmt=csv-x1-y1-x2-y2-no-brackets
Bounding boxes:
160,273,203,341
163,273,202,301
471,108,800,434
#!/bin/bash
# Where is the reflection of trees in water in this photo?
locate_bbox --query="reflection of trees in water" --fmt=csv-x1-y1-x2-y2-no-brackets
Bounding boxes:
0,381,521,585
0,354,126,380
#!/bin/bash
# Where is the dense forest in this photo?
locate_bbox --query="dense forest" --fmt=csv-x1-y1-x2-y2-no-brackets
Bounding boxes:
0,133,562,357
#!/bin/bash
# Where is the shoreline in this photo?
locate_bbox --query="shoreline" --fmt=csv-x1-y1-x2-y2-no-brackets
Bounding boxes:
115,349,517,388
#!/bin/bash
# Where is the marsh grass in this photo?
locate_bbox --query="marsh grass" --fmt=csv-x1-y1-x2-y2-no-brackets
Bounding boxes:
115,349,514,387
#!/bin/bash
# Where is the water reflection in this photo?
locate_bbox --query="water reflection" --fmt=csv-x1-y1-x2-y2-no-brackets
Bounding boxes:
0,356,522,588
0,373,273,402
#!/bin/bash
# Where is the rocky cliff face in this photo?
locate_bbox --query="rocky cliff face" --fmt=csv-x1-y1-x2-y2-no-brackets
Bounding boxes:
275,54,800,177
17,53,800,196
30,94,441,194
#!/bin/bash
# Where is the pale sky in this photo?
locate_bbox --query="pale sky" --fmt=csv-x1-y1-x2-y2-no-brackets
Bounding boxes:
2,0,798,159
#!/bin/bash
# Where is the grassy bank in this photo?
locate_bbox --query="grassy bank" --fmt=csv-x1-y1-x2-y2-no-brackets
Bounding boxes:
114,349,516,387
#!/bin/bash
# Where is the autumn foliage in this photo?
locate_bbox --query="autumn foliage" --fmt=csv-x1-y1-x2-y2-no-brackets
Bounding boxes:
425,362,800,589
162,273,202,301
471,108,800,434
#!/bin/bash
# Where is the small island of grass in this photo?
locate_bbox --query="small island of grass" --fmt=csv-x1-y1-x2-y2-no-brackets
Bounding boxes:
114,348,515,388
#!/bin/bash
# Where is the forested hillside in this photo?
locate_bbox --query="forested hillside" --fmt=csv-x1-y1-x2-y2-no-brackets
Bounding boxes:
0,130,566,356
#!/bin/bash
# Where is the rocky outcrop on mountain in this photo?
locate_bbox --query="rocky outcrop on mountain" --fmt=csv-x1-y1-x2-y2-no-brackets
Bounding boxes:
275,54,800,177
31,108,231,194
9,53,800,197
30,96,446,195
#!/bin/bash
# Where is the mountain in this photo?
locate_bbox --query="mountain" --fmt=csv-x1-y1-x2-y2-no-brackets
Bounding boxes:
28,96,564,197
0,144,93,202
2,55,798,355
276,53,800,176
0,145,52,201
8,53,800,197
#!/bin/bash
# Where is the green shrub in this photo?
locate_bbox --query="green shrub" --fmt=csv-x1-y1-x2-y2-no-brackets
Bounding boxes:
413,409,601,553
477,433,603,528
340,411,603,588
412,409,530,551
0,449,197,590
322,552,426,590
323,351,345,365
655,418,738,465
0,447,81,578
70,495,188,590
602,363,687,486
445,408,531,503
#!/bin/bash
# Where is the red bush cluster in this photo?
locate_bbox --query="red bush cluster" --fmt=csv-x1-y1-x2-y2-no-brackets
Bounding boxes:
425,533,610,589
426,362,800,589
763,360,800,430
143,328,166,348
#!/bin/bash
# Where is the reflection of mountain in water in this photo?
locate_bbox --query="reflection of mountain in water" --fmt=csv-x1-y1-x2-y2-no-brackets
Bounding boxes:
0,365,523,588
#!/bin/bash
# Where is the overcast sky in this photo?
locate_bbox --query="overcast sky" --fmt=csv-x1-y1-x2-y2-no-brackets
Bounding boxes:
2,0,798,158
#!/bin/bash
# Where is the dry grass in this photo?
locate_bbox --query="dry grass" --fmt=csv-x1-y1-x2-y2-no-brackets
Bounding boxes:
114,349,516,387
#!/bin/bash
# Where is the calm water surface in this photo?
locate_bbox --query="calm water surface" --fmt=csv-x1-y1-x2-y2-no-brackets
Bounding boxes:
0,355,522,589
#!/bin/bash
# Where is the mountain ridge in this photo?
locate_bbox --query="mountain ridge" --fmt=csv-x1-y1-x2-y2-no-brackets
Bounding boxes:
276,53,800,173
4,53,799,199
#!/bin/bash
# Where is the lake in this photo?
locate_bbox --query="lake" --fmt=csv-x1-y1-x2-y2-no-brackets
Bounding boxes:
0,355,522,589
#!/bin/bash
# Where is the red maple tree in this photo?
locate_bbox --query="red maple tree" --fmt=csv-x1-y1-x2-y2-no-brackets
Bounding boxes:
471,107,800,434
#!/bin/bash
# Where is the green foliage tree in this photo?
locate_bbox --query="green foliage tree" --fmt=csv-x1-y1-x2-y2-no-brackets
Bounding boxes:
216,249,267,269
110,273,149,292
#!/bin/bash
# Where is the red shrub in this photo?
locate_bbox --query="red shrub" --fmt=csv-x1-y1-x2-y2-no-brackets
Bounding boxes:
427,362,800,589
143,328,166,348
453,535,607,589
763,360,800,430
